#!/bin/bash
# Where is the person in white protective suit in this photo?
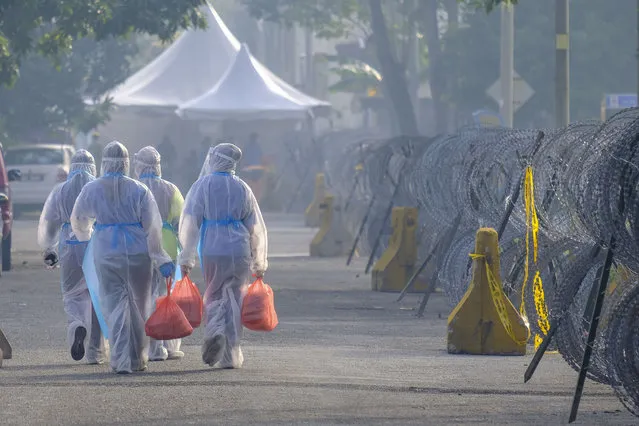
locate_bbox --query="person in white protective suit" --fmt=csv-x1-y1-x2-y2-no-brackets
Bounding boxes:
37,150,108,364
179,143,268,369
133,146,185,361
71,141,174,374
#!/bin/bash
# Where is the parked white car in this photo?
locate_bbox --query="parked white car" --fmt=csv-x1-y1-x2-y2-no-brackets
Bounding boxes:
4,144,75,216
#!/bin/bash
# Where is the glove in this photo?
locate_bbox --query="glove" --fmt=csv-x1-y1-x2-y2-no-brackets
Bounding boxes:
180,265,192,277
159,262,175,278
255,270,265,279
44,251,59,267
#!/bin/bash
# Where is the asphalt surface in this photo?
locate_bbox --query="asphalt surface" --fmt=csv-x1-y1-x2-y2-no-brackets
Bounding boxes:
0,214,636,425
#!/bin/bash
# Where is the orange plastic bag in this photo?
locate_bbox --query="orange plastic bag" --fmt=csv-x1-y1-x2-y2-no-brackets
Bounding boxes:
172,275,203,328
145,278,194,340
241,278,278,331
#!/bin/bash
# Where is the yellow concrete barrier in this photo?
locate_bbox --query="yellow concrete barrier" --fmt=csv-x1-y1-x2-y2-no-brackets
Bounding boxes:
309,195,352,257
371,207,427,293
447,228,529,355
305,173,326,227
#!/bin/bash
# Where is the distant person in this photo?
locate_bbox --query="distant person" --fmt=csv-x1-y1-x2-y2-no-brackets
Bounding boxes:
37,150,108,364
179,143,267,369
71,141,174,374
133,146,185,361
156,136,176,181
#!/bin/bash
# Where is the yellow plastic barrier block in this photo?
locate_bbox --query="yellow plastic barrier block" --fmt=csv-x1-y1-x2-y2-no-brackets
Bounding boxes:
371,207,427,293
447,228,529,355
305,173,326,227
309,195,352,257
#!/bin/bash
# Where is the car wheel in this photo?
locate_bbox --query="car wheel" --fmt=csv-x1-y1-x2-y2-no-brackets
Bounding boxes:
2,232,11,271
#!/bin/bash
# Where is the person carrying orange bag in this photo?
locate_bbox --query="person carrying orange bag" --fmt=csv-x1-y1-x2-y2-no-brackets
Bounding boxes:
178,143,268,369
242,278,278,331
145,278,193,340
134,146,186,361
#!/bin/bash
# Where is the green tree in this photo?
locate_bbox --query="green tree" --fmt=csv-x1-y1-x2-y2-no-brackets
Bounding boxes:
242,0,419,135
0,0,208,88
0,36,138,143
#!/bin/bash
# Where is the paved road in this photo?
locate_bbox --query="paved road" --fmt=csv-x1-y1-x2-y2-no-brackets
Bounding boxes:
0,216,636,425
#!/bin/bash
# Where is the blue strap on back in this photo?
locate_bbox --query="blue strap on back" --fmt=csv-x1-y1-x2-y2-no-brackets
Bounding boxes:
140,173,160,179
61,222,87,246
103,172,124,178
94,222,143,249
197,217,243,262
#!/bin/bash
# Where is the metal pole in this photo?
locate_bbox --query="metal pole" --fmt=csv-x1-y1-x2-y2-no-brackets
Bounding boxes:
305,27,314,95
555,0,570,127
569,237,615,423
500,2,514,127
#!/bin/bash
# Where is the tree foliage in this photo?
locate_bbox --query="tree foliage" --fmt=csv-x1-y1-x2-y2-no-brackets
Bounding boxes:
0,0,210,143
240,0,369,39
0,0,208,87
243,0,423,135
0,36,138,143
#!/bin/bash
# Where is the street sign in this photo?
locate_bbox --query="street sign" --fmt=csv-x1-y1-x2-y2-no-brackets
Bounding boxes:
486,71,535,113
472,109,504,127
604,93,637,110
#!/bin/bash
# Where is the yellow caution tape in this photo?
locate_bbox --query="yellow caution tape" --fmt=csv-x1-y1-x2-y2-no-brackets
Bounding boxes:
521,166,551,345
470,253,530,345
533,271,550,335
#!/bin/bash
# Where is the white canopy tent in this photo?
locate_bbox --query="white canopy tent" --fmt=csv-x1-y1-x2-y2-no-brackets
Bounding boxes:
177,44,322,121
105,4,237,112
104,1,329,115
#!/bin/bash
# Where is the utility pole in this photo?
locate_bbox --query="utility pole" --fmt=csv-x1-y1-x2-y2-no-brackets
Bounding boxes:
499,2,514,128
408,4,420,126
304,27,314,95
555,0,570,127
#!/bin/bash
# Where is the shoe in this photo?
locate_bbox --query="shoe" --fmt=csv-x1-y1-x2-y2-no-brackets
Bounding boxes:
86,359,105,365
202,335,226,366
71,327,87,361
167,350,185,360
149,343,168,362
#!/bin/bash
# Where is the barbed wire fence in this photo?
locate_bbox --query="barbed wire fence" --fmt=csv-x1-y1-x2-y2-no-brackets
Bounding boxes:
321,108,639,416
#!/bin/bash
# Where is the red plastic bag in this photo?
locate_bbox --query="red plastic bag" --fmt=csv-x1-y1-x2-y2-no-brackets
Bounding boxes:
145,278,194,340
241,278,278,332
172,275,203,328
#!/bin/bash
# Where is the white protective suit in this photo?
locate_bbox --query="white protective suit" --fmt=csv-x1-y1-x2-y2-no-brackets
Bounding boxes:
71,141,172,374
179,143,268,369
134,146,185,361
37,150,108,364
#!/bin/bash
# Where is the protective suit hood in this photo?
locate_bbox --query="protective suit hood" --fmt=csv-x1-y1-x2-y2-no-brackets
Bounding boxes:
134,146,162,178
199,143,242,178
101,141,130,176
